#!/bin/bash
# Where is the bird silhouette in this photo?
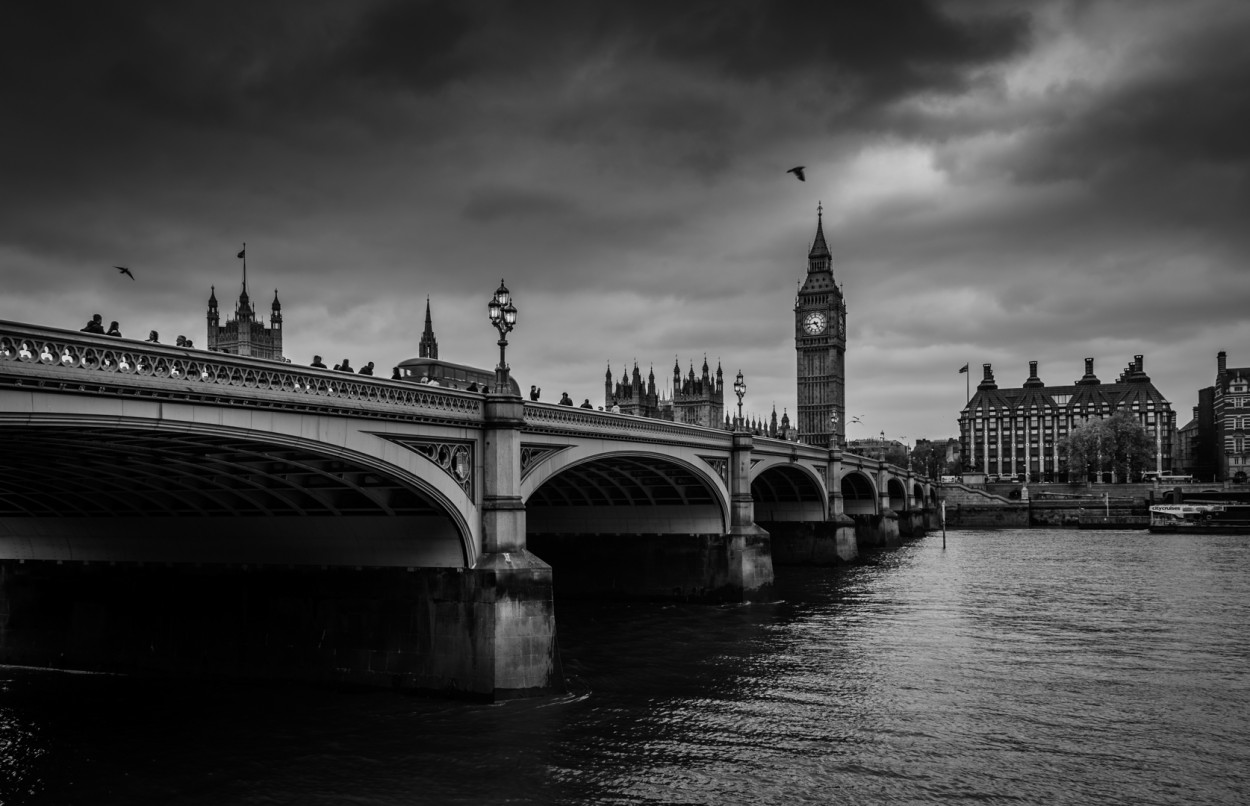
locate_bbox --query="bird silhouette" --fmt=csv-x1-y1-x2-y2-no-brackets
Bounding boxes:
114,266,135,281
850,415,864,424
787,166,806,182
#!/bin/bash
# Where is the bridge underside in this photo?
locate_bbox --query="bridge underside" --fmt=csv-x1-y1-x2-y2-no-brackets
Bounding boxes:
752,465,825,521
0,426,465,567
527,454,723,534
525,454,743,599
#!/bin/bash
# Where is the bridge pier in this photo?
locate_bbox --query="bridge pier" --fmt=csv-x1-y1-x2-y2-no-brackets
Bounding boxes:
467,393,561,698
898,507,927,537
853,508,901,548
726,431,773,599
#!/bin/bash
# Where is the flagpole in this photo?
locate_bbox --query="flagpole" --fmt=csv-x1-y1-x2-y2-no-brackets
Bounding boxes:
242,242,247,294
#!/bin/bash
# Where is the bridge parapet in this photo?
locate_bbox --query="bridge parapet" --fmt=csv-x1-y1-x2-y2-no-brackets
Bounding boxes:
0,321,481,425
522,401,732,449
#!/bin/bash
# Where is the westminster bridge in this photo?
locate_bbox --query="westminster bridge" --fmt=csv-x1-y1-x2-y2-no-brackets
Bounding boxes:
0,321,935,698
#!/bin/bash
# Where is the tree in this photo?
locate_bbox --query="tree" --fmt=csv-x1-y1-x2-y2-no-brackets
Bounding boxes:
910,440,951,479
1060,411,1154,482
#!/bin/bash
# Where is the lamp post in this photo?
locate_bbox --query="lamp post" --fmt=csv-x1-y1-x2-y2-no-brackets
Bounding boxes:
830,412,840,449
733,370,746,429
487,279,518,392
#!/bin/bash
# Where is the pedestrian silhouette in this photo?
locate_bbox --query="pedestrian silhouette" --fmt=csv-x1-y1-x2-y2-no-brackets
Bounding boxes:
81,314,104,334
787,166,806,181
467,381,479,392
580,398,593,408
338,359,354,373
146,330,159,343
530,385,541,401
559,392,573,405
114,266,135,280
106,321,121,337
176,335,187,347
390,366,401,379
311,355,327,368
359,361,375,376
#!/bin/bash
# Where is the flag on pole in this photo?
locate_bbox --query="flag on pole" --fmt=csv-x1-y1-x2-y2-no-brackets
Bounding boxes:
958,363,969,373
237,247,246,259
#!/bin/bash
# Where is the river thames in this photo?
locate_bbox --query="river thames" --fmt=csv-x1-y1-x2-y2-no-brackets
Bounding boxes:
3,528,1248,805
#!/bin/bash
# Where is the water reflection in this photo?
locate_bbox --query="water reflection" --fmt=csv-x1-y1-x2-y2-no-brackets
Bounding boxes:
3,530,1249,805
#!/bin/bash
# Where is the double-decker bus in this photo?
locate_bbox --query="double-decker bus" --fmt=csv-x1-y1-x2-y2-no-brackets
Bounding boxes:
395,356,522,396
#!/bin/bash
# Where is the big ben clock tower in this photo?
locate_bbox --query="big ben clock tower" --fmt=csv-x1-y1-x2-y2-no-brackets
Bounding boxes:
795,203,846,446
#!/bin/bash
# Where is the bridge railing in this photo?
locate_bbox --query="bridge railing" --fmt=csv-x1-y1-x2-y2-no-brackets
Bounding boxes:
523,401,734,448
0,321,482,423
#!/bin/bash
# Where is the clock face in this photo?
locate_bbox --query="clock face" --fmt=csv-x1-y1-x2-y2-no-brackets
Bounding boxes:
803,312,827,335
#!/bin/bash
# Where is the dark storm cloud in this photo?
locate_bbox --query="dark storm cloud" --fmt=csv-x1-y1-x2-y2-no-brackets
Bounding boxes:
3,0,1248,439
650,0,1030,99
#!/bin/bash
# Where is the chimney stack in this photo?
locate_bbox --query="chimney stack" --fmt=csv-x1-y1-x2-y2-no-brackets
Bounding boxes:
1218,350,1228,375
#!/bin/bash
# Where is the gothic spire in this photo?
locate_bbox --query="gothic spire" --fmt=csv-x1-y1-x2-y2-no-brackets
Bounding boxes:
419,296,439,359
807,201,832,273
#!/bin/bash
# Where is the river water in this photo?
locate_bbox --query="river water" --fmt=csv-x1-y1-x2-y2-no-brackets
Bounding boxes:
3,528,1248,805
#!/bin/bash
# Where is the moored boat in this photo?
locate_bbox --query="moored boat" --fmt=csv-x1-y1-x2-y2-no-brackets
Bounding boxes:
1148,503,1250,534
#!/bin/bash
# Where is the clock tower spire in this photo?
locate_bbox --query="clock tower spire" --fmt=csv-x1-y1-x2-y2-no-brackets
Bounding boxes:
794,202,846,447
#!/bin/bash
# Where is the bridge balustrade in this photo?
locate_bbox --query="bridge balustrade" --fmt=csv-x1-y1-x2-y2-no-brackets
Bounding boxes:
0,321,480,423
523,400,734,449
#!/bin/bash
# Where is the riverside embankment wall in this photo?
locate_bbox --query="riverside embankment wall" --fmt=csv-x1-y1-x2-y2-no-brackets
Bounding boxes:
942,483,1149,528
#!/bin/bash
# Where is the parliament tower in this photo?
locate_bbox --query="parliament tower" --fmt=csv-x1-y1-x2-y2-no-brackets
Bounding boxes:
794,204,846,446
206,255,284,361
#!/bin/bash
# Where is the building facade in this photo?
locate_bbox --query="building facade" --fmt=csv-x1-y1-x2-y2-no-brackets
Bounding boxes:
958,356,1175,482
604,358,726,428
1215,350,1250,482
794,204,847,447
206,274,284,361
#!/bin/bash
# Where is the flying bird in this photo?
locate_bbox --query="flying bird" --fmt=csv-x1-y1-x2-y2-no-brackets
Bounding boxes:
787,166,806,182
114,266,134,281
850,415,864,424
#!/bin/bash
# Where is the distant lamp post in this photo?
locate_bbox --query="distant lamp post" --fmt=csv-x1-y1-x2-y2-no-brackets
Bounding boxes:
733,370,746,428
830,412,840,449
487,279,518,391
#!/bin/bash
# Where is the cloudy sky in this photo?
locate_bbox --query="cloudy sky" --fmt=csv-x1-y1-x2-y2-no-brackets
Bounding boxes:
3,0,1248,440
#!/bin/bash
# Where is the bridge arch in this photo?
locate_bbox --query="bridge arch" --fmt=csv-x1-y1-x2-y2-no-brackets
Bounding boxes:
841,470,878,515
0,414,478,568
887,477,908,512
522,449,729,535
913,482,924,508
750,461,827,522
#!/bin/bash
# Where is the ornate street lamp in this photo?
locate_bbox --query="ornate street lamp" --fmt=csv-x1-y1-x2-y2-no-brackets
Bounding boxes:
733,370,746,428
487,279,518,391
830,412,840,449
